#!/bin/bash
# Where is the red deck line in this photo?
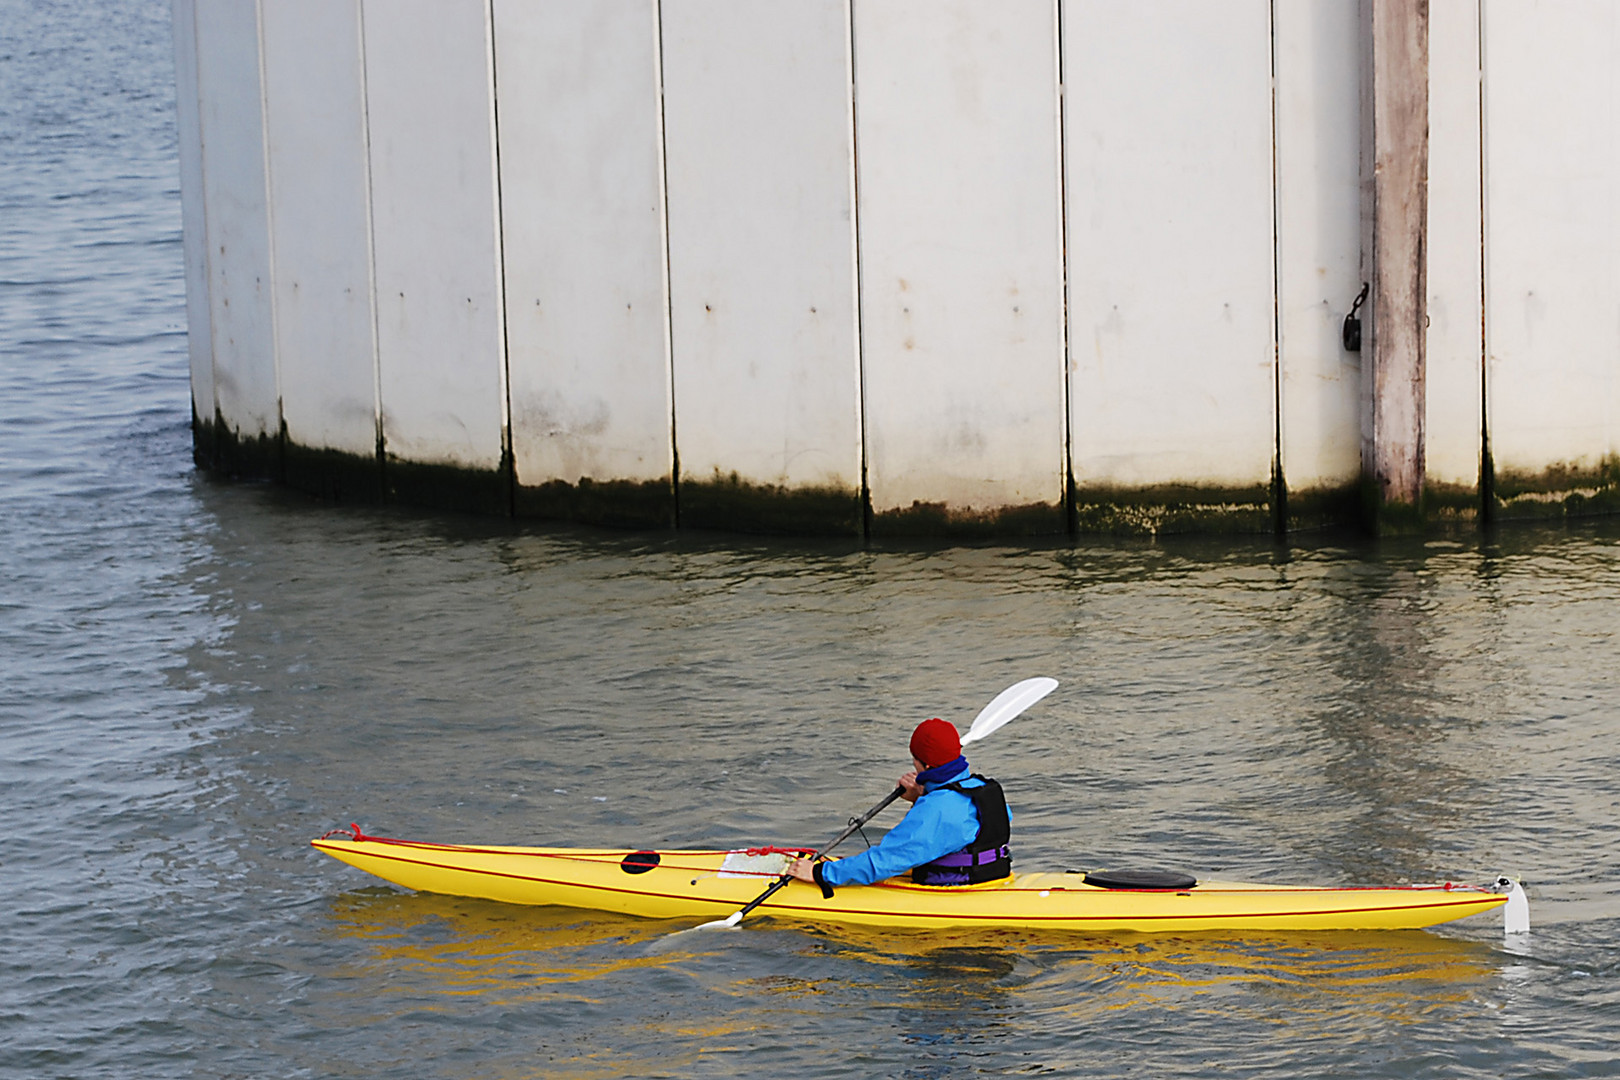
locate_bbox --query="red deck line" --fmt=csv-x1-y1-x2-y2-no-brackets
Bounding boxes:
319,838,789,877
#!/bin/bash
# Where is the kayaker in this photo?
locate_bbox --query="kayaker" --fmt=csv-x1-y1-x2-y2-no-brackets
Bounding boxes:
785,717,1011,895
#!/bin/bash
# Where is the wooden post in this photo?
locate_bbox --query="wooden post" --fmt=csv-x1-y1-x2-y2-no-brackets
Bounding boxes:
1365,0,1429,531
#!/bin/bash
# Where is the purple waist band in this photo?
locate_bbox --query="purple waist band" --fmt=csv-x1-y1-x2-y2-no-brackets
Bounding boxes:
927,845,1010,868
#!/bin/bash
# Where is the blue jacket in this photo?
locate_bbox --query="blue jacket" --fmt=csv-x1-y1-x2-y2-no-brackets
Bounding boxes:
819,771,1005,888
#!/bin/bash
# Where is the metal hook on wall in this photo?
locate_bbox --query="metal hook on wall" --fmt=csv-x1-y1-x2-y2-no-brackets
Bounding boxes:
1342,282,1370,352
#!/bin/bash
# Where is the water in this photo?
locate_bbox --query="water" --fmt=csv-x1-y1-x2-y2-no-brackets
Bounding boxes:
3,2,1619,1076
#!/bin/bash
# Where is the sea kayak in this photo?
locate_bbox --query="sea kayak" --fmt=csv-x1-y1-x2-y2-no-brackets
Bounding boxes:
311,828,1515,934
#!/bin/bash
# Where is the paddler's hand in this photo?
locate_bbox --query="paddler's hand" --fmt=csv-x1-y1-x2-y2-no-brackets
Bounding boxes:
785,857,818,883
898,770,923,802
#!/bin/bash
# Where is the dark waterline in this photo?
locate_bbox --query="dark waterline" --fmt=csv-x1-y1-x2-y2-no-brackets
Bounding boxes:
3,2,1619,1077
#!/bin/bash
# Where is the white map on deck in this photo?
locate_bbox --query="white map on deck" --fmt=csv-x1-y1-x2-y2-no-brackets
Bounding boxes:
718,850,790,878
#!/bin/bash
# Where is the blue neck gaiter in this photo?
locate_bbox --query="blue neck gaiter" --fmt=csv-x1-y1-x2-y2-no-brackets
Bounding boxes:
917,756,969,788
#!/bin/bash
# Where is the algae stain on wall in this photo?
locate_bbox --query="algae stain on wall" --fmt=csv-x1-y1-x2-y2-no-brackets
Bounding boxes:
1070,482,1274,538
679,471,862,537
1492,456,1620,522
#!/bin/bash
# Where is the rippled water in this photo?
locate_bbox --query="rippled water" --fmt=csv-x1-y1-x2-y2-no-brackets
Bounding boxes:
4,3,1620,1077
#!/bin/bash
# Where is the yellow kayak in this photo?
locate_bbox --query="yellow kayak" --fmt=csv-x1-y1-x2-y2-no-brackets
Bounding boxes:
311,829,1511,934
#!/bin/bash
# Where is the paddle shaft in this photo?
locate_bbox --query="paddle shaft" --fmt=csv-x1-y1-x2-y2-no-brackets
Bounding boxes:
729,786,905,922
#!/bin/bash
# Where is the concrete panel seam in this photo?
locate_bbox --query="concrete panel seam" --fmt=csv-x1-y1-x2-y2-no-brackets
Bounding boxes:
254,0,284,475
1476,0,1492,515
653,0,680,527
485,0,515,516
1267,0,1285,535
846,0,870,538
356,0,385,470
1053,0,1074,535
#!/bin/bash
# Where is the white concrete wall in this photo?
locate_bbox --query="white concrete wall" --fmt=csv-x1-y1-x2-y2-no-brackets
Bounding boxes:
171,0,214,433
1483,0,1620,479
261,0,377,459
1064,0,1277,492
659,0,861,496
1425,0,1483,491
192,0,277,443
361,0,505,471
857,0,1065,519
178,1,1620,530
1274,0,1363,497
493,0,672,492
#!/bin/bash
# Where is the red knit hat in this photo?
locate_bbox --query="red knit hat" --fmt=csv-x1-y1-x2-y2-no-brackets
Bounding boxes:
910,718,961,767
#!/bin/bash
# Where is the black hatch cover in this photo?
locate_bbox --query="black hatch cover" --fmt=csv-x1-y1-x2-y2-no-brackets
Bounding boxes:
1082,869,1198,891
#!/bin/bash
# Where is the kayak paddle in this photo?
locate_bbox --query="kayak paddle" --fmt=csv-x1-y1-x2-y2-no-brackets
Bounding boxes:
692,676,1058,931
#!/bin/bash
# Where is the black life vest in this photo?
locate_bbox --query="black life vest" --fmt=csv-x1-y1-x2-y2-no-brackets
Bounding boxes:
911,774,1012,886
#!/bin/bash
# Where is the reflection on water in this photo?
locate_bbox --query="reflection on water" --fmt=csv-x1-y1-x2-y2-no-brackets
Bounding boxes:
320,885,1510,1078
1305,562,1477,879
328,888,695,991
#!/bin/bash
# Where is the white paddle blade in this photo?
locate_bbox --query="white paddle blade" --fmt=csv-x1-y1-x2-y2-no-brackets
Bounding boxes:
961,677,1058,747
693,912,743,931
